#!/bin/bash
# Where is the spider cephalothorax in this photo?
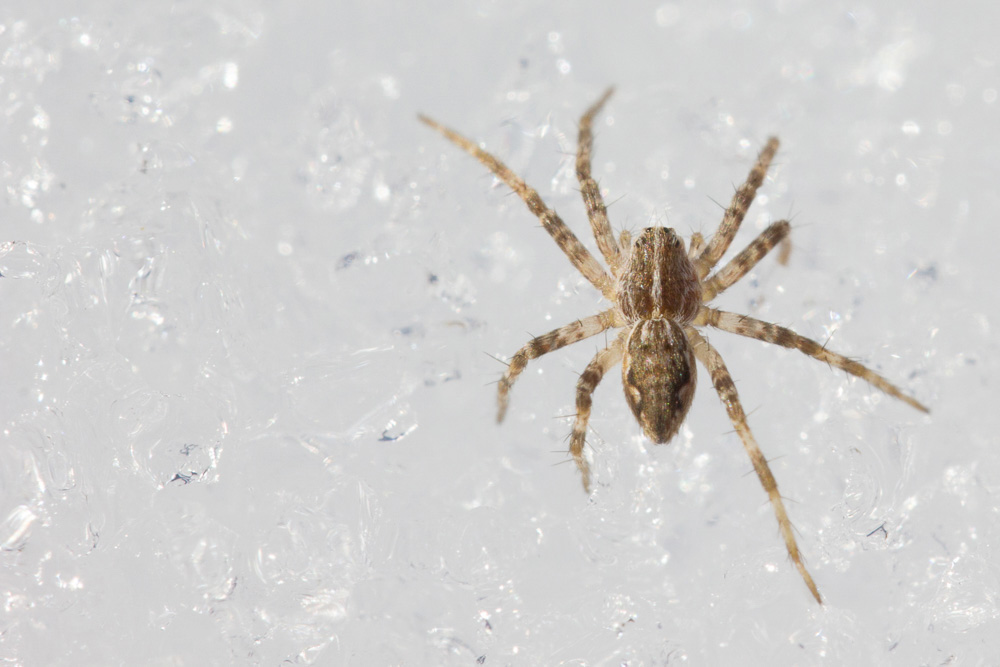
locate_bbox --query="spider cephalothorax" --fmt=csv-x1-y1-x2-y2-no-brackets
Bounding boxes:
419,88,927,604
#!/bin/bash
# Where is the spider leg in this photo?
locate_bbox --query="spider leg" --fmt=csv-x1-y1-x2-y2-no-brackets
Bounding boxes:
697,307,929,413
498,309,622,422
694,137,780,279
685,327,823,604
418,114,616,300
569,331,627,493
576,87,622,274
701,220,791,301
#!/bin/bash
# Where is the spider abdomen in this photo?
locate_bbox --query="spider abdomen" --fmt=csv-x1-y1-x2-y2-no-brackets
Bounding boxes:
618,228,701,324
621,318,697,444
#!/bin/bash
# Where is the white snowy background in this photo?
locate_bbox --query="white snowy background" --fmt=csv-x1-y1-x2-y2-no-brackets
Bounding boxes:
1,1,997,665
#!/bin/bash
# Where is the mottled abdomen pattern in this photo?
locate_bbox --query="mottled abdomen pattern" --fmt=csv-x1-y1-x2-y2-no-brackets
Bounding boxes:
622,319,696,443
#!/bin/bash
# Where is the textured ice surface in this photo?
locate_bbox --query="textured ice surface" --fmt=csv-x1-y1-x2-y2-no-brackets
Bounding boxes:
1,1,997,665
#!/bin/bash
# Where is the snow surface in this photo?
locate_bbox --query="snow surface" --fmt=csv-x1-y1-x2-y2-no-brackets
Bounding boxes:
1,1,998,665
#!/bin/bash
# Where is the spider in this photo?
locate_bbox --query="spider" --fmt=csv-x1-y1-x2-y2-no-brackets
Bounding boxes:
418,88,928,604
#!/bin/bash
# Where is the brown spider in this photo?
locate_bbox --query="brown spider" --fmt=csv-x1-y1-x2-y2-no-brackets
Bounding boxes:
418,88,928,604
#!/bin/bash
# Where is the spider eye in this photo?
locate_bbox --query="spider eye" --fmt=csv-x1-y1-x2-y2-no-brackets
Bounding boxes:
621,319,696,443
